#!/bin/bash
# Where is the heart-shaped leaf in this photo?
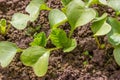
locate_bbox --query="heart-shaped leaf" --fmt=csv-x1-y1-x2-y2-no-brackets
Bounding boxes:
66,0,96,31
48,9,67,29
21,46,50,76
26,0,44,21
0,41,17,67
114,46,120,66
10,13,30,30
107,17,120,46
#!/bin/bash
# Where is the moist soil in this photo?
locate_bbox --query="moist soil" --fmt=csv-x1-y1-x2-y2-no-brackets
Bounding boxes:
0,0,120,80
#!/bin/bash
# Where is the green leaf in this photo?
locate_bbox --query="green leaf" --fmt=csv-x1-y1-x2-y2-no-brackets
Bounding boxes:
50,29,76,52
30,32,47,47
40,3,51,10
33,51,50,76
0,41,17,67
48,9,67,29
0,19,6,34
21,46,50,76
63,39,77,52
61,0,73,6
109,33,120,46
66,0,96,31
107,17,120,46
93,23,111,36
26,0,45,21
114,46,120,66
108,0,120,11
91,13,111,36
10,13,30,30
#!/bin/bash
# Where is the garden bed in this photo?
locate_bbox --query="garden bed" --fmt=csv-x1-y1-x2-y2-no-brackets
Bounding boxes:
0,0,120,80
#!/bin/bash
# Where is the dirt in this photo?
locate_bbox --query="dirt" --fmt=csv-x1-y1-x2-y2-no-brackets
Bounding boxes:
0,0,120,80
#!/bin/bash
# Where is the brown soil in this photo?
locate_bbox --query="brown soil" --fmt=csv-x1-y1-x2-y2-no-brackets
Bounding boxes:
0,0,120,80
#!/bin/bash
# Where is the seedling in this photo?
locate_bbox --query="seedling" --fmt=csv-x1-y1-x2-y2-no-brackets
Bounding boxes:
0,19,10,35
1,0,120,77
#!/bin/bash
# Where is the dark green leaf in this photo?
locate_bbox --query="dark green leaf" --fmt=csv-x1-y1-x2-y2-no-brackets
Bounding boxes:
48,9,67,29
0,41,17,67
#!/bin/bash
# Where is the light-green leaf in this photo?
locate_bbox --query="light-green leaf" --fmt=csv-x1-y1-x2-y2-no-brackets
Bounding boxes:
109,33,120,46
0,41,17,67
66,0,96,31
108,0,120,11
91,13,111,36
21,46,50,76
33,51,50,76
48,9,67,29
0,19,6,34
107,17,120,46
30,32,47,47
114,46,120,66
26,0,44,21
10,13,30,30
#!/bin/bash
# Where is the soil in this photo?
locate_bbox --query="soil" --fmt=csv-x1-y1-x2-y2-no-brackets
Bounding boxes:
0,0,120,80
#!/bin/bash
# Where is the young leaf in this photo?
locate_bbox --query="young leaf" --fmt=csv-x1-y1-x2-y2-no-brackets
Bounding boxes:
48,9,67,29
10,13,30,30
114,46,120,66
33,51,50,76
30,32,47,47
107,17,120,46
0,19,6,35
108,0,120,11
91,13,111,36
40,3,51,10
66,0,96,31
63,39,77,52
26,0,45,21
50,29,77,52
109,33,120,46
0,41,17,67
21,46,50,76
61,0,72,6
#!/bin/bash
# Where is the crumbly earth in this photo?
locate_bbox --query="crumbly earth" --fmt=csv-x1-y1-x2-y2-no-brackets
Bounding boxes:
0,0,120,80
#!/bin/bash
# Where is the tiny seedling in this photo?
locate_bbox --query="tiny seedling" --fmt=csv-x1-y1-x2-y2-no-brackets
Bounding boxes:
0,19,10,35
